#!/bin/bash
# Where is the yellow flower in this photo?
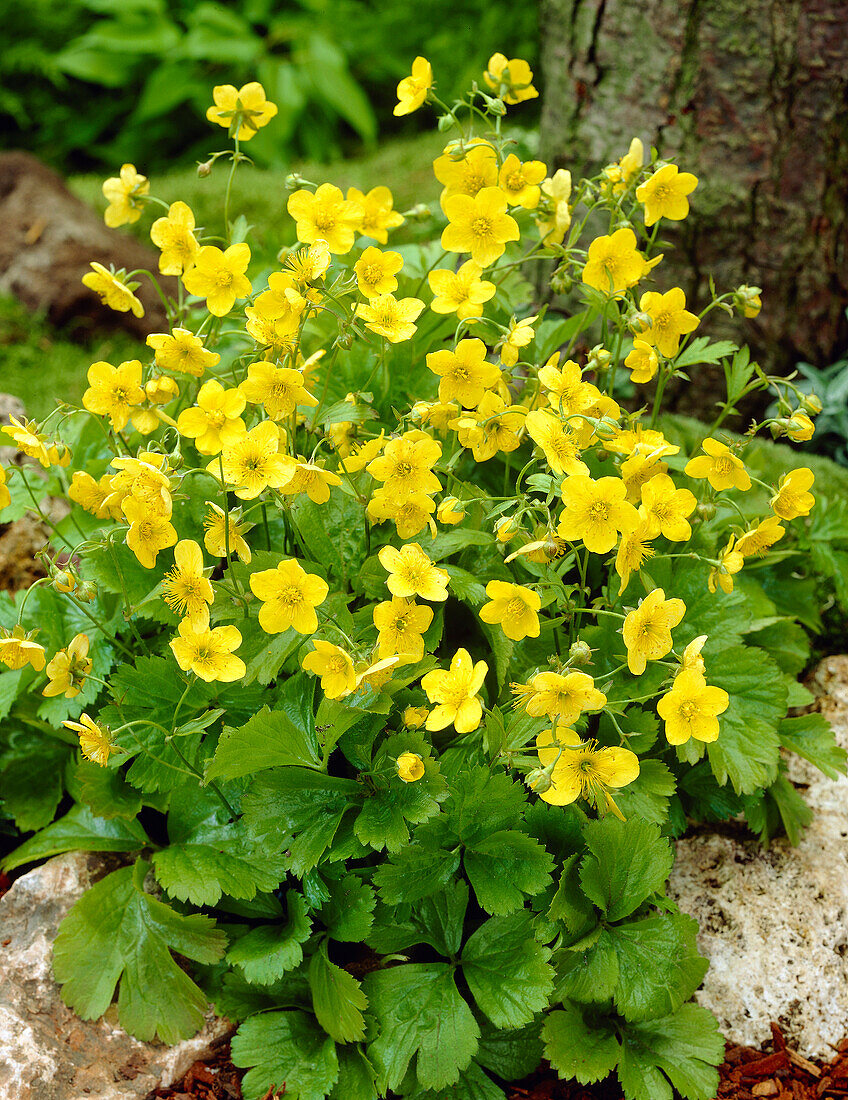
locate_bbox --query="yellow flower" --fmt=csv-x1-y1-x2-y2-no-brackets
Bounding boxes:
403,706,429,728
498,154,546,208
147,328,220,378
203,502,252,563
378,542,449,601
620,452,667,504
538,353,597,417
681,635,708,674
396,751,425,782
0,467,10,513
483,53,538,104
735,515,785,557
558,474,639,554
536,169,572,246
145,375,179,405
64,714,114,766
639,287,699,358
68,471,117,519
605,425,678,459
277,458,342,505
657,670,728,744
302,640,356,699
374,597,433,660
82,262,144,318
340,433,385,473
43,633,92,699
150,201,199,276
625,339,659,384
368,489,437,540
536,730,638,815
347,186,405,242
162,540,214,628
452,393,526,462
355,293,424,343
206,81,278,140
110,453,172,516
785,413,815,442
81,359,144,432
394,55,433,116
639,473,697,540
525,410,588,478
433,142,498,205
636,163,698,227
708,536,744,594
177,380,247,455
614,518,656,592
426,338,501,408
770,468,815,520
250,559,329,635
102,164,149,228
479,581,541,641
601,138,644,196
216,421,294,500
170,622,246,682
442,187,520,268
499,315,536,367
183,243,252,317
436,497,466,525
428,260,496,319
684,437,751,491
495,516,520,543
122,496,177,569
285,239,332,285
367,431,442,498
287,184,363,255
421,648,488,732
0,625,46,671
622,588,686,676
520,670,606,723
582,229,655,295
735,284,762,318
354,246,404,298
239,362,317,421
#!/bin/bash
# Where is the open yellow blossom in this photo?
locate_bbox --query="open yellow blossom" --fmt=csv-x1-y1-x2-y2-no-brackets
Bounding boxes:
411,400,460,434
639,287,699,357
354,247,404,298
536,729,638,815
770,468,815,520
615,519,656,592
367,431,442,498
708,536,744,594
64,714,115,766
520,670,606,723
162,540,214,628
82,360,144,432
122,496,178,569
452,393,526,462
394,56,433,116
146,329,220,378
636,163,698,226
368,489,437,540
170,622,245,682
498,154,546,208
441,187,520,268
620,452,667,503
183,243,252,316
625,339,659,383
102,164,149,228
601,138,644,196
285,240,332,286
484,53,538,104
640,474,697,540
657,670,728,744
68,471,117,520
426,338,501,408
253,271,312,320
150,201,199,276
347,186,405,242
0,626,46,672
250,559,329,635
378,543,449,601
421,648,488,733
82,262,144,318
428,260,496,319
239,362,317,420
177,380,247,455
582,229,656,295
340,433,385,473
605,425,678,460
558,474,639,554
622,588,686,675
536,169,572,246
145,375,179,405
525,410,588,477
302,640,356,699
538,354,597,417
203,502,252,563
479,581,541,641
374,597,433,660
433,142,498,205
278,459,342,505
206,81,278,140
735,515,785,557
216,421,293,500
110,454,172,516
43,633,92,699
355,293,424,343
287,184,363,255
397,752,425,782
499,315,536,367
684,437,751,491
403,706,429,729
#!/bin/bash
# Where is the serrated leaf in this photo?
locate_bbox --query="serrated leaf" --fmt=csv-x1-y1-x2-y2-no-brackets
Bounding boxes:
329,1046,378,1100
542,1002,620,1085
231,1010,339,1100
462,910,554,1028
465,830,554,915
609,914,708,1022
354,734,446,851
579,819,674,922
612,759,677,827
554,929,619,1002
75,762,144,820
373,845,461,905
227,890,311,985
475,1020,544,1082
618,1003,723,1100
674,337,737,369
549,852,595,934
319,874,376,942
309,945,367,1043
0,737,70,832
205,703,321,781
779,713,847,780
414,879,469,958
405,1061,506,1099
3,804,148,872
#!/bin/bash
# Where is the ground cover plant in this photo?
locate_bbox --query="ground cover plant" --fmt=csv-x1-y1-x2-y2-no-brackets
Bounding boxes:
0,55,845,1100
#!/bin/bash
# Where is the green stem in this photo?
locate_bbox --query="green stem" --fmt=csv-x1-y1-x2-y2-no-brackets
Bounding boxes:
224,138,240,243
63,592,135,659
17,465,76,551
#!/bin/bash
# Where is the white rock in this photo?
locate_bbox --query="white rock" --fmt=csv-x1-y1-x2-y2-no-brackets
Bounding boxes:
669,655,848,1057
0,851,231,1100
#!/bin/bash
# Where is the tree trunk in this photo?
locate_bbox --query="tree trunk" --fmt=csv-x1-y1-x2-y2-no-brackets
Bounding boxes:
538,0,848,381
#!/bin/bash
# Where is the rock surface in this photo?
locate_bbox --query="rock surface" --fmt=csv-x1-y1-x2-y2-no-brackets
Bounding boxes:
669,655,848,1058
0,851,230,1100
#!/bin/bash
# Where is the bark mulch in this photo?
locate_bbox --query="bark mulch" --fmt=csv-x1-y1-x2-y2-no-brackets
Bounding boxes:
146,1024,848,1100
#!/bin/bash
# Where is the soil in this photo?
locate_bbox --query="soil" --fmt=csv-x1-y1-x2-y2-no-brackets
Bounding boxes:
146,1024,848,1100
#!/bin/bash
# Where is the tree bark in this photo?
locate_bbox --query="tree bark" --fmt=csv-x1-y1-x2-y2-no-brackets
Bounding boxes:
539,0,848,378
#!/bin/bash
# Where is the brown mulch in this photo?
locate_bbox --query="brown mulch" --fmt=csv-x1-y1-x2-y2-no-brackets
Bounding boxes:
147,1025,848,1100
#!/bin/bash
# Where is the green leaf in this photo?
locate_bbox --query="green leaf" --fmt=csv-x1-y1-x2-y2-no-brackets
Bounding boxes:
365,962,480,1091
0,737,70,832
319,874,376,942
579,819,674,922
674,337,737,369
554,930,619,1002
746,619,810,675
414,880,468,958
292,491,366,588
75,762,144,820
779,713,847,780
618,1003,723,1100
227,890,311,985
743,773,813,846
354,733,447,851
54,859,225,1044
231,1010,339,1100
465,830,554,915
426,528,491,561
2,804,148,872
462,910,554,1028
205,703,321,781
475,1020,544,1081
405,1061,506,1099
549,852,595,934
542,1002,620,1085
329,1047,378,1100
443,766,529,845
612,759,677,827
234,619,304,686
373,845,461,906
609,914,708,1022
309,945,367,1043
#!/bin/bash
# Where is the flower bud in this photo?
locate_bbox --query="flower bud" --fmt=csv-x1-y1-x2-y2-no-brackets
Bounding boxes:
403,706,429,729
734,284,762,318
53,569,76,594
335,330,354,350
587,345,612,372
145,375,179,404
75,580,98,603
569,639,593,666
525,766,553,794
396,751,425,783
696,502,716,521
495,516,519,543
802,393,823,416
549,267,573,295
487,97,507,116
628,310,653,335
437,497,466,525
196,160,213,178
285,172,308,191
405,202,431,221
437,113,455,132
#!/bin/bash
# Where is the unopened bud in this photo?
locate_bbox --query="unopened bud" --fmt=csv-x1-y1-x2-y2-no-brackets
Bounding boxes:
196,160,213,178
437,497,466,525
734,284,762,318
525,766,553,794
569,639,593,666
593,416,620,441
587,345,612,372
145,375,179,404
802,393,823,416
406,202,431,221
696,502,716,521
53,569,76,594
75,580,98,603
495,516,519,543
549,268,573,295
488,97,507,116
335,330,354,350
628,310,653,335
437,113,455,132
285,172,308,191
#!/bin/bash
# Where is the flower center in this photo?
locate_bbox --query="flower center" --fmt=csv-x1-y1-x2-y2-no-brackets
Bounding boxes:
589,501,610,520
471,216,493,238
314,211,336,231
280,584,303,605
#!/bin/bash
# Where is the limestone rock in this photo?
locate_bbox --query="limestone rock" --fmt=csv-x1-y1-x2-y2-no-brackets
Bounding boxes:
0,851,231,1100
669,655,848,1058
